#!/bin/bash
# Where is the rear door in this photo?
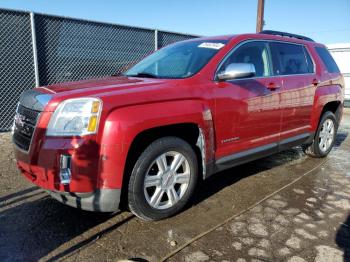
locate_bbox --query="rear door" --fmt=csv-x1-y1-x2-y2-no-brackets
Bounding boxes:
269,41,316,142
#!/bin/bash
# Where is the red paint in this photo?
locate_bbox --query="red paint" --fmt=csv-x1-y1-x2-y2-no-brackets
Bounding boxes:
14,33,344,193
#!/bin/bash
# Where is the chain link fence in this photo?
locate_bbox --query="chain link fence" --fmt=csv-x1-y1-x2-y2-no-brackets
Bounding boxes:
0,9,198,131
0,10,36,131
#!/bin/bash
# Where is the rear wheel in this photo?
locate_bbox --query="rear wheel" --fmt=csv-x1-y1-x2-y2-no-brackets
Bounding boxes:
302,111,337,158
128,137,198,221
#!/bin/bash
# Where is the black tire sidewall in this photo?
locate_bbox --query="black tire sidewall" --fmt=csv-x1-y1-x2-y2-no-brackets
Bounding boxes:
128,137,198,220
313,112,337,157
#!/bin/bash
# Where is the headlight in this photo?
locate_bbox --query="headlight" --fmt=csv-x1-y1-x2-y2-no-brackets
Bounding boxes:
47,98,102,136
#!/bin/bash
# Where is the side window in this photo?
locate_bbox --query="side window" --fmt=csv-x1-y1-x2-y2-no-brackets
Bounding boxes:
315,47,340,73
271,42,311,75
220,41,272,77
303,47,315,73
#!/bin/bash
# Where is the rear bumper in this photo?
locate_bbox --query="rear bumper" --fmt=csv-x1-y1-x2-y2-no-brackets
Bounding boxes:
47,188,121,212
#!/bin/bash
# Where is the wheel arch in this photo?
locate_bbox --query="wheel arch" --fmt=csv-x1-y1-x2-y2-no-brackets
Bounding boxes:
320,100,342,124
119,122,209,209
311,84,343,131
98,100,215,207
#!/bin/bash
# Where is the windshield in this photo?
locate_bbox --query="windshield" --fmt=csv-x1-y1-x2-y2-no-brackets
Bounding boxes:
124,40,227,79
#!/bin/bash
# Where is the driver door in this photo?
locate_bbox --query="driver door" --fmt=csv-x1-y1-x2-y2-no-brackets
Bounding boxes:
214,40,283,160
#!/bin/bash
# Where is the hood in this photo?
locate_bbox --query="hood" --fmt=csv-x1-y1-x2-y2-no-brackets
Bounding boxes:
41,76,166,95
33,76,196,112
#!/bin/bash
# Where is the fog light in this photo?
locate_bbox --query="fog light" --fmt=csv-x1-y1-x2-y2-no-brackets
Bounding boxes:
60,154,71,184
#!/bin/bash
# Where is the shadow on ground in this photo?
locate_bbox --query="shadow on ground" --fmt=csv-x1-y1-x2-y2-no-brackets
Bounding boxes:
336,213,350,261
334,130,348,148
195,129,349,207
0,148,304,261
193,147,303,206
0,191,132,261
0,131,348,261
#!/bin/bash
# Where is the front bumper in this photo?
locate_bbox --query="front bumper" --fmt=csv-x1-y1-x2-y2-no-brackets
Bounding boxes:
15,135,100,192
13,89,124,212
47,188,121,212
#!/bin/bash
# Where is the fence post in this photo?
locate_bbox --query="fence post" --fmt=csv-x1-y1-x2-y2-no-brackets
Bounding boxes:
154,29,158,51
30,12,40,87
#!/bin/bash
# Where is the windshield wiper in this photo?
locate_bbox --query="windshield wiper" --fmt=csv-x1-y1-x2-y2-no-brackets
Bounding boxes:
127,72,158,78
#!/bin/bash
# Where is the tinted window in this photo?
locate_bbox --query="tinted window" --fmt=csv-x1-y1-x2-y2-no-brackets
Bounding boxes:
271,42,311,75
315,47,340,73
220,41,272,77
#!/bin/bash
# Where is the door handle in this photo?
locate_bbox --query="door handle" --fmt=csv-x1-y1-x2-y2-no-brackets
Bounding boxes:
266,82,281,90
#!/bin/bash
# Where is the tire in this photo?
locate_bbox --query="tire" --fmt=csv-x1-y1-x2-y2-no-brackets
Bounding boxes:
302,111,338,158
128,136,198,221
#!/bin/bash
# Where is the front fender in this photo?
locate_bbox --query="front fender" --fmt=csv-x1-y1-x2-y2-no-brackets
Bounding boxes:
97,100,214,189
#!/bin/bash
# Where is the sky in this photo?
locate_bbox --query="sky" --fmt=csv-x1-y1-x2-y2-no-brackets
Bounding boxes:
1,0,350,44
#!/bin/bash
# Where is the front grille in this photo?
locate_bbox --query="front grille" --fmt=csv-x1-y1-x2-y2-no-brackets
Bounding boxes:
13,104,40,151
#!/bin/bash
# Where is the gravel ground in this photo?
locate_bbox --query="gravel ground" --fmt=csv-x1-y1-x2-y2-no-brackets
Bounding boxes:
0,113,349,262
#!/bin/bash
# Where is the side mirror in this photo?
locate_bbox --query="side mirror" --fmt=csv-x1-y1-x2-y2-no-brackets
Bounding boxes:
217,63,256,81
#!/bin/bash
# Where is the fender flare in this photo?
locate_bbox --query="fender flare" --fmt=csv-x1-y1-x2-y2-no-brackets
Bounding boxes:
310,84,342,131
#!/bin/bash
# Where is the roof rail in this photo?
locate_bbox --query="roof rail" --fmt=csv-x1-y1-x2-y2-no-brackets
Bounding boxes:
259,30,315,42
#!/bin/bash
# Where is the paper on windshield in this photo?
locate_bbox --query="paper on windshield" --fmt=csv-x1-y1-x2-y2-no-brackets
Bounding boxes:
198,42,225,49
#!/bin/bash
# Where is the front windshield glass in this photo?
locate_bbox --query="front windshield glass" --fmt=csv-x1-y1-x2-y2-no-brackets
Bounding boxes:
124,40,227,79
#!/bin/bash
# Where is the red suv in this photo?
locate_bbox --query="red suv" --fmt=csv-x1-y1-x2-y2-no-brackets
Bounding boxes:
13,31,344,220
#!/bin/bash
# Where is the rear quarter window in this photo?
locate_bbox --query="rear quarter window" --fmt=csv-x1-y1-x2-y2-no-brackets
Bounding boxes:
303,47,315,73
270,42,313,75
315,47,340,73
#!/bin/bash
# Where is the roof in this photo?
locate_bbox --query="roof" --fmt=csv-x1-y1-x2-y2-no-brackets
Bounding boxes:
188,32,317,46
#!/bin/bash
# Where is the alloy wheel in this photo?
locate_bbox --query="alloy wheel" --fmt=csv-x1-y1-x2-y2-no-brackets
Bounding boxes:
319,119,335,152
143,151,191,210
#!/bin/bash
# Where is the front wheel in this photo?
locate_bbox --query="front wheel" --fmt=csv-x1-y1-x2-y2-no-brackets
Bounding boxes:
302,111,337,158
127,137,198,221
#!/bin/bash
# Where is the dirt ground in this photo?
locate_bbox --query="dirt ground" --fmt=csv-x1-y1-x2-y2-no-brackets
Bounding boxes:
0,112,349,262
